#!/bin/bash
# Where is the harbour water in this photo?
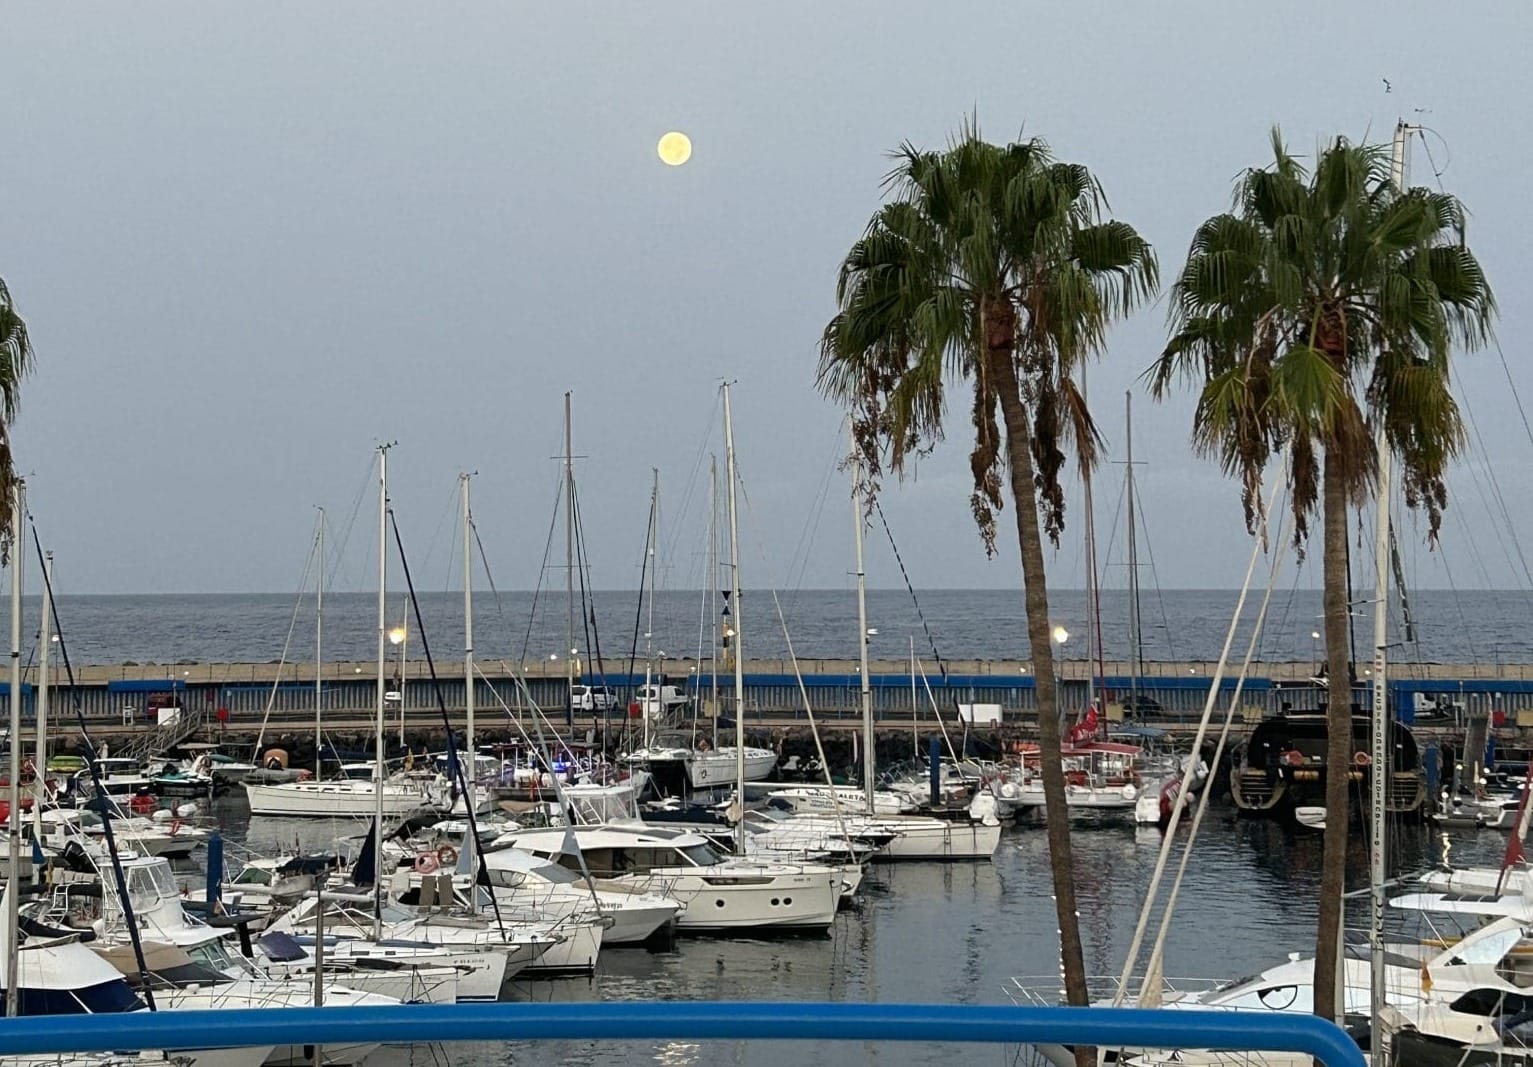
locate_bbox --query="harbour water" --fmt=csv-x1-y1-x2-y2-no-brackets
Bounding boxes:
31,588,1533,668
209,795,1508,1067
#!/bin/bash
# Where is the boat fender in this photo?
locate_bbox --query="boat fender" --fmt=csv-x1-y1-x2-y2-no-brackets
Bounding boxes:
436,846,458,867
176,802,198,819
414,852,439,874
1353,751,1372,767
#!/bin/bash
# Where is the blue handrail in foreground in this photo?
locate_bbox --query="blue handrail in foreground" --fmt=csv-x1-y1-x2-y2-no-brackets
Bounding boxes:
0,1003,1365,1067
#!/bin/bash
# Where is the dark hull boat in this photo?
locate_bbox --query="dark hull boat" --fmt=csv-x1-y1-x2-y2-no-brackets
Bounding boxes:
1230,711,1426,819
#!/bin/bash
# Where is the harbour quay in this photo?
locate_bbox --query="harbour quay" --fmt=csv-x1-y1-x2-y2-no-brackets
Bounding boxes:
9,656,1533,738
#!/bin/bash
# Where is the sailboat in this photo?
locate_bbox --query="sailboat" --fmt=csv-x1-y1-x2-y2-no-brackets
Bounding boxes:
244,448,444,819
838,442,1001,861
498,385,841,931
624,466,777,791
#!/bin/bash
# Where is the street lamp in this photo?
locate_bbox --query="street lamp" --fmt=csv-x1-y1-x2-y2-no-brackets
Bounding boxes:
1311,630,1320,666
1051,626,1070,719
389,627,406,647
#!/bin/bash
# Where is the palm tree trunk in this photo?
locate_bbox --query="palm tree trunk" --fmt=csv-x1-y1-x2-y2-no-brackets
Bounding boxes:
1313,446,1353,1024
988,343,1092,1067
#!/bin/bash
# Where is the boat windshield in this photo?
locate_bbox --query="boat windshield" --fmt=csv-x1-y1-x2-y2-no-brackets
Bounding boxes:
678,842,724,867
185,938,241,971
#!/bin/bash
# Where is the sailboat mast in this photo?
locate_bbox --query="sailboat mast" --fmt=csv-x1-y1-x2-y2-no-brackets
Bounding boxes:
1080,363,1100,706
852,437,874,814
315,509,324,778
564,392,576,727
910,636,918,760
722,384,746,852
1125,391,1143,718
1369,118,1410,1064
643,471,659,750
373,446,389,943
5,479,24,1018
36,551,52,823
708,455,720,746
462,473,475,815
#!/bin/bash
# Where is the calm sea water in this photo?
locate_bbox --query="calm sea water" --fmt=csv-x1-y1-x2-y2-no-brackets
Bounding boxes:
31,588,1531,667
187,796,1508,1067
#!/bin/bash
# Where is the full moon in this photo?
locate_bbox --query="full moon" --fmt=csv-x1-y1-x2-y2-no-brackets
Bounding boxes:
657,131,692,166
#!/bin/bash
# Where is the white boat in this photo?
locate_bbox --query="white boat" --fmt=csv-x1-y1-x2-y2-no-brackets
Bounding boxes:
491,823,841,932
1294,805,1327,831
991,739,1147,815
34,806,207,861
625,734,778,789
383,865,603,976
268,892,554,998
455,844,681,945
762,783,914,815
252,930,458,1005
243,777,443,819
223,855,334,912
0,925,274,1067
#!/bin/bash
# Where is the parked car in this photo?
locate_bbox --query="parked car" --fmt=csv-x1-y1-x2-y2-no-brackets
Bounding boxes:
571,684,619,712
635,683,690,717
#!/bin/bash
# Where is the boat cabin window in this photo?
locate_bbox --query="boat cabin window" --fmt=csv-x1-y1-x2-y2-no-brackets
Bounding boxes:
561,846,690,877
1451,987,1533,1017
232,867,274,887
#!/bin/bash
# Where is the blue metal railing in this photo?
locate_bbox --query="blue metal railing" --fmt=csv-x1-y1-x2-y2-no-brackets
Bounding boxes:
0,1003,1365,1067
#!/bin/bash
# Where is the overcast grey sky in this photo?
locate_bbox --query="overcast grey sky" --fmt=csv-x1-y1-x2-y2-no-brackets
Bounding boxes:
3,3,1531,596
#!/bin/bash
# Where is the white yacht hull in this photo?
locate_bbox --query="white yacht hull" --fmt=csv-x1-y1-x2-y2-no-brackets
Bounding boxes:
686,749,778,787
258,958,458,1005
157,985,386,1067
597,899,679,944
488,885,677,946
764,785,913,815
631,868,839,931
877,819,1002,861
328,941,508,1002
518,920,601,975
244,780,438,819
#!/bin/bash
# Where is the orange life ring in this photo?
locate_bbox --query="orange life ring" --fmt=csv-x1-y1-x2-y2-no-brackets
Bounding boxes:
414,852,439,874
1353,751,1372,767
436,846,459,867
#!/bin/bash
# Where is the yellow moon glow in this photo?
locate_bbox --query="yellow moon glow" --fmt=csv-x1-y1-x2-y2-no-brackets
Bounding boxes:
657,131,692,166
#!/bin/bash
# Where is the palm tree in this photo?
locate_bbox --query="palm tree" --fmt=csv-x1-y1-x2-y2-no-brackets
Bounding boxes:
0,278,33,557
818,126,1156,1056
1152,126,1494,1022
